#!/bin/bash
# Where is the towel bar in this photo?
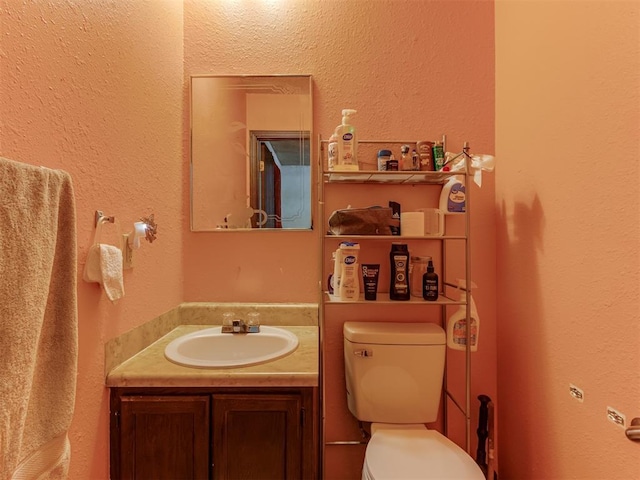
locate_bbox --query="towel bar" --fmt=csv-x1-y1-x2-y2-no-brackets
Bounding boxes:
95,210,115,227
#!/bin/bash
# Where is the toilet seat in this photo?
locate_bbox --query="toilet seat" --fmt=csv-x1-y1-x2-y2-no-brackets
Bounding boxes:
363,426,485,480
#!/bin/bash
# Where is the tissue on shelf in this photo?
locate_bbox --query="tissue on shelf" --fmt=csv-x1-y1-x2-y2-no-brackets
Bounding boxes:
400,212,425,236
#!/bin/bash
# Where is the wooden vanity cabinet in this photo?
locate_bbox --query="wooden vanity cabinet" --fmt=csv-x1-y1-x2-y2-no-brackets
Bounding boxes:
115,394,210,479
110,386,318,480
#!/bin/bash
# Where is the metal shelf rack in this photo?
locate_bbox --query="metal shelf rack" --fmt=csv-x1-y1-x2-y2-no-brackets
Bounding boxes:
317,135,474,456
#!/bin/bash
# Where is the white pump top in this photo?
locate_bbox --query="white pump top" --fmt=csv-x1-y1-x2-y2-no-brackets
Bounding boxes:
341,109,356,124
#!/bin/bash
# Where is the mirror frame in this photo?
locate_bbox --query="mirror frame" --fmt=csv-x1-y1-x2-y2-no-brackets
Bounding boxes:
189,74,313,232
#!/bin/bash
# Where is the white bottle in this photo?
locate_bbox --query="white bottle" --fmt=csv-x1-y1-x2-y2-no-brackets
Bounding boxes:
439,175,466,214
333,244,346,297
446,281,480,351
334,109,358,171
338,242,360,301
328,131,338,171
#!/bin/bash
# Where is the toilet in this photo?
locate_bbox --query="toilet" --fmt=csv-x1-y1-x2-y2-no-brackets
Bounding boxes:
343,321,485,480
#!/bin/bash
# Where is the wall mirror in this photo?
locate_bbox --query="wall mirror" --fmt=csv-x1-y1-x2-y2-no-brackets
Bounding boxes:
190,74,313,231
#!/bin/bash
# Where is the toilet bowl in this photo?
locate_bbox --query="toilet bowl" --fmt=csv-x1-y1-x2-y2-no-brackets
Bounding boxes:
362,424,485,480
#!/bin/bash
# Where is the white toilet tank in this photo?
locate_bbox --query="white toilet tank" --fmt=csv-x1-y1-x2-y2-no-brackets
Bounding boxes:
343,321,446,424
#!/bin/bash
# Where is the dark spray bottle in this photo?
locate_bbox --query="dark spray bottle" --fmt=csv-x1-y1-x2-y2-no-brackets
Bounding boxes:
423,259,439,301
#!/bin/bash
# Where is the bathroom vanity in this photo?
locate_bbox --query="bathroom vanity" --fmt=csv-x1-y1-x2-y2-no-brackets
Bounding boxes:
110,386,316,480
106,323,319,480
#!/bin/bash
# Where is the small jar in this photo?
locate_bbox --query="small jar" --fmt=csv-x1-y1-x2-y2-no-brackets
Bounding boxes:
409,256,431,298
377,149,392,171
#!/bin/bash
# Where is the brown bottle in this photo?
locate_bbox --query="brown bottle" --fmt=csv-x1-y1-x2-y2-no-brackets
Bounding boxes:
416,140,434,171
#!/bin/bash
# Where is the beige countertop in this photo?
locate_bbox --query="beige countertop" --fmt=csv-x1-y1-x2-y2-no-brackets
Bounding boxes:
106,325,319,388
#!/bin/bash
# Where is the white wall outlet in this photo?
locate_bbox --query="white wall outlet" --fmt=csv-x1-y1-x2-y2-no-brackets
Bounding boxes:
122,233,134,269
569,384,584,402
606,406,626,428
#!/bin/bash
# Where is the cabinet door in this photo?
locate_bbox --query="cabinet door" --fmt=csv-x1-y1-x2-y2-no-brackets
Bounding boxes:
117,395,210,480
212,394,302,480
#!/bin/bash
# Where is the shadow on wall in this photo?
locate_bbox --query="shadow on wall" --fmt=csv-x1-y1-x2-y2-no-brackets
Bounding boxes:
497,193,561,475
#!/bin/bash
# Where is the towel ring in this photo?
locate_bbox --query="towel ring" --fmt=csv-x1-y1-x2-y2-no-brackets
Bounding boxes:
94,210,115,228
92,210,117,246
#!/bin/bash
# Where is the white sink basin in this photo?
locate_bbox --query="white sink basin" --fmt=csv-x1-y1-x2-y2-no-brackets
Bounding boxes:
164,326,299,368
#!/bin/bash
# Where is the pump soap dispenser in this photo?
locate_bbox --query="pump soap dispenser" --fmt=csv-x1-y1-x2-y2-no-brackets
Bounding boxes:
334,109,358,171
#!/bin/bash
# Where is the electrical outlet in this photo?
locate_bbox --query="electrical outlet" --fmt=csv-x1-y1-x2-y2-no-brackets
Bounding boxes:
122,234,134,269
569,384,584,402
607,406,626,428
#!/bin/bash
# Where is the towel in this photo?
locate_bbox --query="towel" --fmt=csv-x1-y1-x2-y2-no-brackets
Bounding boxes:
83,243,124,302
0,157,78,480
10,434,70,480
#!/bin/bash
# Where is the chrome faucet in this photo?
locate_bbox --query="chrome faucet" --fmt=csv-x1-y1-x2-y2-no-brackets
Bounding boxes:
221,318,260,334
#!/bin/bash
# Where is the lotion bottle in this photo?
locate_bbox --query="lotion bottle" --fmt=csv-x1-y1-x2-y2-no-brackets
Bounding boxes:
333,243,347,297
335,109,358,171
416,140,434,171
446,280,479,351
328,251,336,294
338,242,361,301
328,131,338,171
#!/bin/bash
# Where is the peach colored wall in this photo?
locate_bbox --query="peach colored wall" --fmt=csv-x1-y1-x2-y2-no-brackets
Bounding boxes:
495,1,640,479
0,1,184,478
184,1,495,478
1,1,497,478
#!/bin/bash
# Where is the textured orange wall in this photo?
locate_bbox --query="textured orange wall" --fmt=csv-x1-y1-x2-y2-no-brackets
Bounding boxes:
184,1,495,478
0,1,184,478
3,0,638,478
495,1,640,478
183,0,496,303
1,0,497,478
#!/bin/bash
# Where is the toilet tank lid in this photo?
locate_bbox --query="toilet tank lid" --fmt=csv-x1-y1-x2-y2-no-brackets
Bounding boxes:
343,322,445,345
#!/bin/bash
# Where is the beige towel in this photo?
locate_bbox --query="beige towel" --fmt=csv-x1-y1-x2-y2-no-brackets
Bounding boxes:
83,243,124,302
10,434,70,480
0,158,78,480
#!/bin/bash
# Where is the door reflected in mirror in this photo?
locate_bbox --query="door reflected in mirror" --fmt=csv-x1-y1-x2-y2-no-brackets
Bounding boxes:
190,75,312,231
